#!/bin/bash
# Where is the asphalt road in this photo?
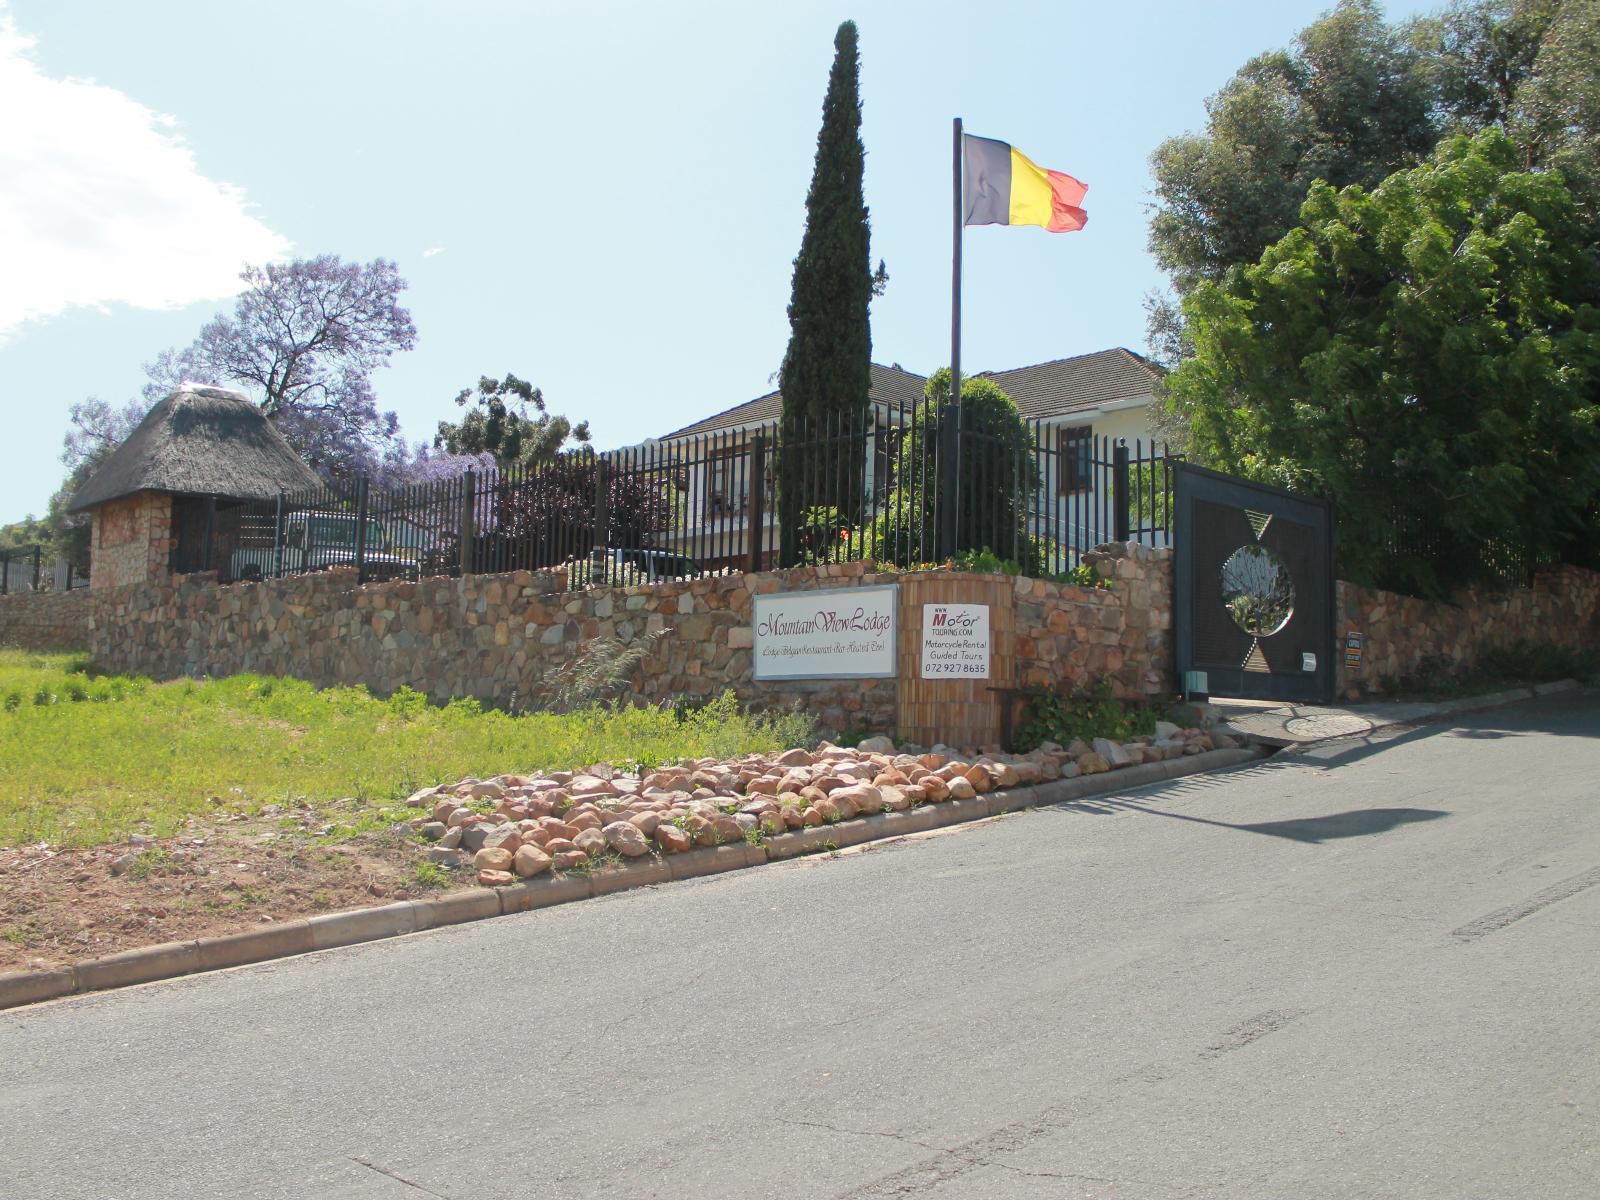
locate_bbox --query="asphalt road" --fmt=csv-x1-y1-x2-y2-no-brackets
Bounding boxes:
4,692,1598,1199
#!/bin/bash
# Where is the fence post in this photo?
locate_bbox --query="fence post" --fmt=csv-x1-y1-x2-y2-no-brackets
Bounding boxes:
747,434,767,573
1112,442,1131,543
459,469,478,577
591,454,609,586
31,544,42,592
1,548,8,595
353,474,370,585
201,498,216,575
273,492,286,579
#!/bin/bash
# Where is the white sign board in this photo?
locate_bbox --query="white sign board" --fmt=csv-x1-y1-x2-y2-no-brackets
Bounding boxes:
752,585,898,680
921,603,990,679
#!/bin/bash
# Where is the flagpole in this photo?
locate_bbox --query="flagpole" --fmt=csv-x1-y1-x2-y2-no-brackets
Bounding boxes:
943,115,963,558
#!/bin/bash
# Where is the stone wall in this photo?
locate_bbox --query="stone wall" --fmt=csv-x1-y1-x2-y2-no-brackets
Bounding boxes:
0,589,94,652
87,548,1177,743
1336,564,1600,696
89,492,173,591
1015,543,1174,699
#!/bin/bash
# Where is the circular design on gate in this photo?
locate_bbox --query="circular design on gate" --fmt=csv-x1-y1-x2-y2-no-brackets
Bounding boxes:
1220,544,1296,637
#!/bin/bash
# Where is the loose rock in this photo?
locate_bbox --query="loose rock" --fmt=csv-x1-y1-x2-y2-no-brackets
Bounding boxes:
512,845,553,878
603,821,651,857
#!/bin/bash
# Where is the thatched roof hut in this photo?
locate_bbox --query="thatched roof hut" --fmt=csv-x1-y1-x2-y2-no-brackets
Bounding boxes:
69,384,320,514
69,385,324,591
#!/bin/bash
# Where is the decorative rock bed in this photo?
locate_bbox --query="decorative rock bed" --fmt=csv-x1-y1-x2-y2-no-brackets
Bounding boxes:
406,726,1236,887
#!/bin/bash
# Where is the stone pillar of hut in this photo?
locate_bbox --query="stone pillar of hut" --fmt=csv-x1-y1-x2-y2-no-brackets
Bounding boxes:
88,491,175,591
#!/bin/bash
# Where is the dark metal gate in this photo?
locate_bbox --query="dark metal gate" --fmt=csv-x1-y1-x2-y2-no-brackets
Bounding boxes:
1173,463,1334,704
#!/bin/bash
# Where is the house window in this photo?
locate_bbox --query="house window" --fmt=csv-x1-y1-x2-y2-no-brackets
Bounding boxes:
705,446,746,518
1057,426,1093,494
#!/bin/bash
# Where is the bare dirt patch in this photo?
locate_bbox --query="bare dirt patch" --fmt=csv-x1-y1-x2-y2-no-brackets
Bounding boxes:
0,814,450,972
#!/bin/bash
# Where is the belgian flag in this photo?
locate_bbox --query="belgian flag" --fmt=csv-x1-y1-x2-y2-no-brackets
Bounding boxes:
962,135,1087,233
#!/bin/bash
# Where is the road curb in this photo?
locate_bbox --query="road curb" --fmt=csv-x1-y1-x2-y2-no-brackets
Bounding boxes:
0,745,1265,1013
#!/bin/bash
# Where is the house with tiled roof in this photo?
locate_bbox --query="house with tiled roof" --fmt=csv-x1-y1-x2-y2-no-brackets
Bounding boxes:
644,348,1164,567
659,363,929,441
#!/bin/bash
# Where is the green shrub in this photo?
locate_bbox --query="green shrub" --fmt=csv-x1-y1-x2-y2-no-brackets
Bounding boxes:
1014,680,1163,751
867,371,1040,571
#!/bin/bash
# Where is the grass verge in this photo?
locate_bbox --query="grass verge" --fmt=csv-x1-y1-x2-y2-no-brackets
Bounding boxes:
0,650,811,849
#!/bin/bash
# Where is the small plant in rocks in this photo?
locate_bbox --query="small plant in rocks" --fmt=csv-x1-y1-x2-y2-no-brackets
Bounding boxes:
1014,680,1162,752
126,848,173,881
411,862,452,890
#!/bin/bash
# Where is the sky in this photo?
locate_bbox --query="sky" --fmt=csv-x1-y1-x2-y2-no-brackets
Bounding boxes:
0,0,1437,521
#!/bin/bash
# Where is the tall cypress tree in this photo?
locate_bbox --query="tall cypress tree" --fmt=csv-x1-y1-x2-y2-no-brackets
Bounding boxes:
777,20,875,566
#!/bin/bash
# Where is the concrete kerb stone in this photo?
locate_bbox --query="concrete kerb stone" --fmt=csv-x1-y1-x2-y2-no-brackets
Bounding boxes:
307,902,418,952
763,826,846,860
0,746,1272,1012
665,843,766,881
0,967,75,1009
416,889,501,929
590,856,672,896
499,874,593,914
195,921,315,971
73,939,202,993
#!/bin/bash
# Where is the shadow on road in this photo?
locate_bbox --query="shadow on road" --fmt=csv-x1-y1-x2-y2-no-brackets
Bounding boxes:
1221,806,1448,843
1052,798,1448,844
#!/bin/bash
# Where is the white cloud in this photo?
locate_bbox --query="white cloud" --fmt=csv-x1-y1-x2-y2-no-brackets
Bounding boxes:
422,246,446,258
0,14,291,342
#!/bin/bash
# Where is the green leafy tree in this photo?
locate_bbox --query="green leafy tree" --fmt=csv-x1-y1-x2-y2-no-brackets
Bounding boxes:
776,20,887,564
1510,0,1600,223
1424,0,1559,134
1165,130,1600,598
1144,0,1600,371
866,370,1040,569
433,374,590,470
1148,0,1437,300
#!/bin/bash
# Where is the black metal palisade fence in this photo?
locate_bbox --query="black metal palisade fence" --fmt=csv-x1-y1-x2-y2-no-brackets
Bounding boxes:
0,544,89,594
184,403,1176,587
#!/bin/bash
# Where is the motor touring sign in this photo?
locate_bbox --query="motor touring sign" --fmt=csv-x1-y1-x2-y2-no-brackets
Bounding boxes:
920,603,990,679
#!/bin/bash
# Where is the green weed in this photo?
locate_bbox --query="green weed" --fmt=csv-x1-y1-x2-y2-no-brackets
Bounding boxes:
411,862,452,890
0,650,812,850
126,848,172,880
1014,680,1162,751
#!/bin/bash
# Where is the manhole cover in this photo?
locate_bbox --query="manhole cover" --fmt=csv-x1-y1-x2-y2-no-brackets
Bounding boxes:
1282,714,1373,739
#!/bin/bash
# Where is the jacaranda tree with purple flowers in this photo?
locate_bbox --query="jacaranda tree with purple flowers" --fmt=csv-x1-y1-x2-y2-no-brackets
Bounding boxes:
143,254,417,480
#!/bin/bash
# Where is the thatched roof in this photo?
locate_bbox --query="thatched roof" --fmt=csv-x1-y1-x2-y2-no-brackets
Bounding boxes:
69,385,322,513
